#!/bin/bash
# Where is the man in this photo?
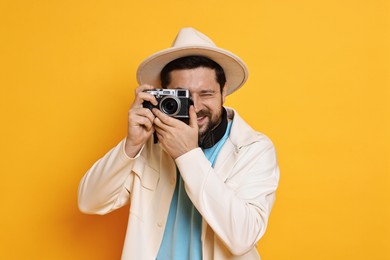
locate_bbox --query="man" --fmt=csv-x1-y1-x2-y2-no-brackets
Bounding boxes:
78,27,279,260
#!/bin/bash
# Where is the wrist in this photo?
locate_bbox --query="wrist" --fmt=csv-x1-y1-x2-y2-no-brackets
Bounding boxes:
124,138,143,158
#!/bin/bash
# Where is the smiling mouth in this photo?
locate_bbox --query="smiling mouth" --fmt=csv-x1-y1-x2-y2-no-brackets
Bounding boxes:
197,115,207,123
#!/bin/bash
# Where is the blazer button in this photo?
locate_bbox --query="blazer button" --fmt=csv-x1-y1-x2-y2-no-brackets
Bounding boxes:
157,221,164,227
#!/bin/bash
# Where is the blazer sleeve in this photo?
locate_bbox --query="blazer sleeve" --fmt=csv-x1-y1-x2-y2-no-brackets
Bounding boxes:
78,139,139,215
175,138,280,256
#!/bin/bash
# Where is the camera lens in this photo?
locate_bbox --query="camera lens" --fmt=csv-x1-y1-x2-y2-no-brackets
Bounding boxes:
160,96,181,116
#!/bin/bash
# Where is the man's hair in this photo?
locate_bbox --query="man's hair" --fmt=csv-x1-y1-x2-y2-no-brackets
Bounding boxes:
160,56,226,92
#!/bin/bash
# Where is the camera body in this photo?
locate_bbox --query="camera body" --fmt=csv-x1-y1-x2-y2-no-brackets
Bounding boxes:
143,89,193,121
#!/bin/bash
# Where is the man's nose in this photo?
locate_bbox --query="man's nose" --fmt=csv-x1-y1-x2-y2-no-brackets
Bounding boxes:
191,96,202,113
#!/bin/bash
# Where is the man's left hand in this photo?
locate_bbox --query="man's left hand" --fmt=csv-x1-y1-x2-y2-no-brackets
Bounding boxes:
153,106,198,159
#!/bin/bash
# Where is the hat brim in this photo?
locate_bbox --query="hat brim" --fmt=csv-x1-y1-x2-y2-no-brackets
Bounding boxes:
136,46,248,95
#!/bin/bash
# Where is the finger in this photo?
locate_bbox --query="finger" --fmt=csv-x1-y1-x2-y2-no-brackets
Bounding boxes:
135,84,155,94
129,108,155,127
130,107,155,121
132,86,158,108
189,105,198,129
129,113,154,130
132,92,158,108
152,108,176,127
154,124,169,144
153,116,169,131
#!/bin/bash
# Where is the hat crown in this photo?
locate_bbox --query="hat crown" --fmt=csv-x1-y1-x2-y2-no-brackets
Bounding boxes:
137,27,248,95
171,27,216,48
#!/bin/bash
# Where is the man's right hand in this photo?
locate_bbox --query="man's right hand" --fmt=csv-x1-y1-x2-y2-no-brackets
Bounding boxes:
124,84,158,157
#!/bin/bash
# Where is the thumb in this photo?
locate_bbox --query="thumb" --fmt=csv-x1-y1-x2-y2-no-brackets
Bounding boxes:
189,105,198,129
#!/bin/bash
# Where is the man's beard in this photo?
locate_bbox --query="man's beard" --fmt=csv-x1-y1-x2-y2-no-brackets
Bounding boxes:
198,108,223,140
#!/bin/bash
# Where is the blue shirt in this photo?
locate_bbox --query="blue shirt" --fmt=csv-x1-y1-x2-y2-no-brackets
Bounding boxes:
157,121,232,260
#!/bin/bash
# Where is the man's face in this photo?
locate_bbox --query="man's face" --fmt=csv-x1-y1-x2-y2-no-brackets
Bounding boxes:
167,67,227,138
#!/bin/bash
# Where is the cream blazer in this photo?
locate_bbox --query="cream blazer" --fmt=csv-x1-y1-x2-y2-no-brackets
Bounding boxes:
78,107,280,259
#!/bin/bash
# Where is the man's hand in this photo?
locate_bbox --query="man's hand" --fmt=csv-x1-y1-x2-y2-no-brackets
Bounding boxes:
125,85,157,157
153,105,198,159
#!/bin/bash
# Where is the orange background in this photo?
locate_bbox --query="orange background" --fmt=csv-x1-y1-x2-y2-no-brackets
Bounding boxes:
0,0,389,259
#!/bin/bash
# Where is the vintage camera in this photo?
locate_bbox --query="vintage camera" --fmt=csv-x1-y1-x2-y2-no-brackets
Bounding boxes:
143,89,193,121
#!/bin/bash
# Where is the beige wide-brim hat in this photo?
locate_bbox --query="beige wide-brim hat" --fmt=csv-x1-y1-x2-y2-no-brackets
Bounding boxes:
136,27,248,95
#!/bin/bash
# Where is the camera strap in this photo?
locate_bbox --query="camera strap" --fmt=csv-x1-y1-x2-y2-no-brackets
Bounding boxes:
199,107,228,149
